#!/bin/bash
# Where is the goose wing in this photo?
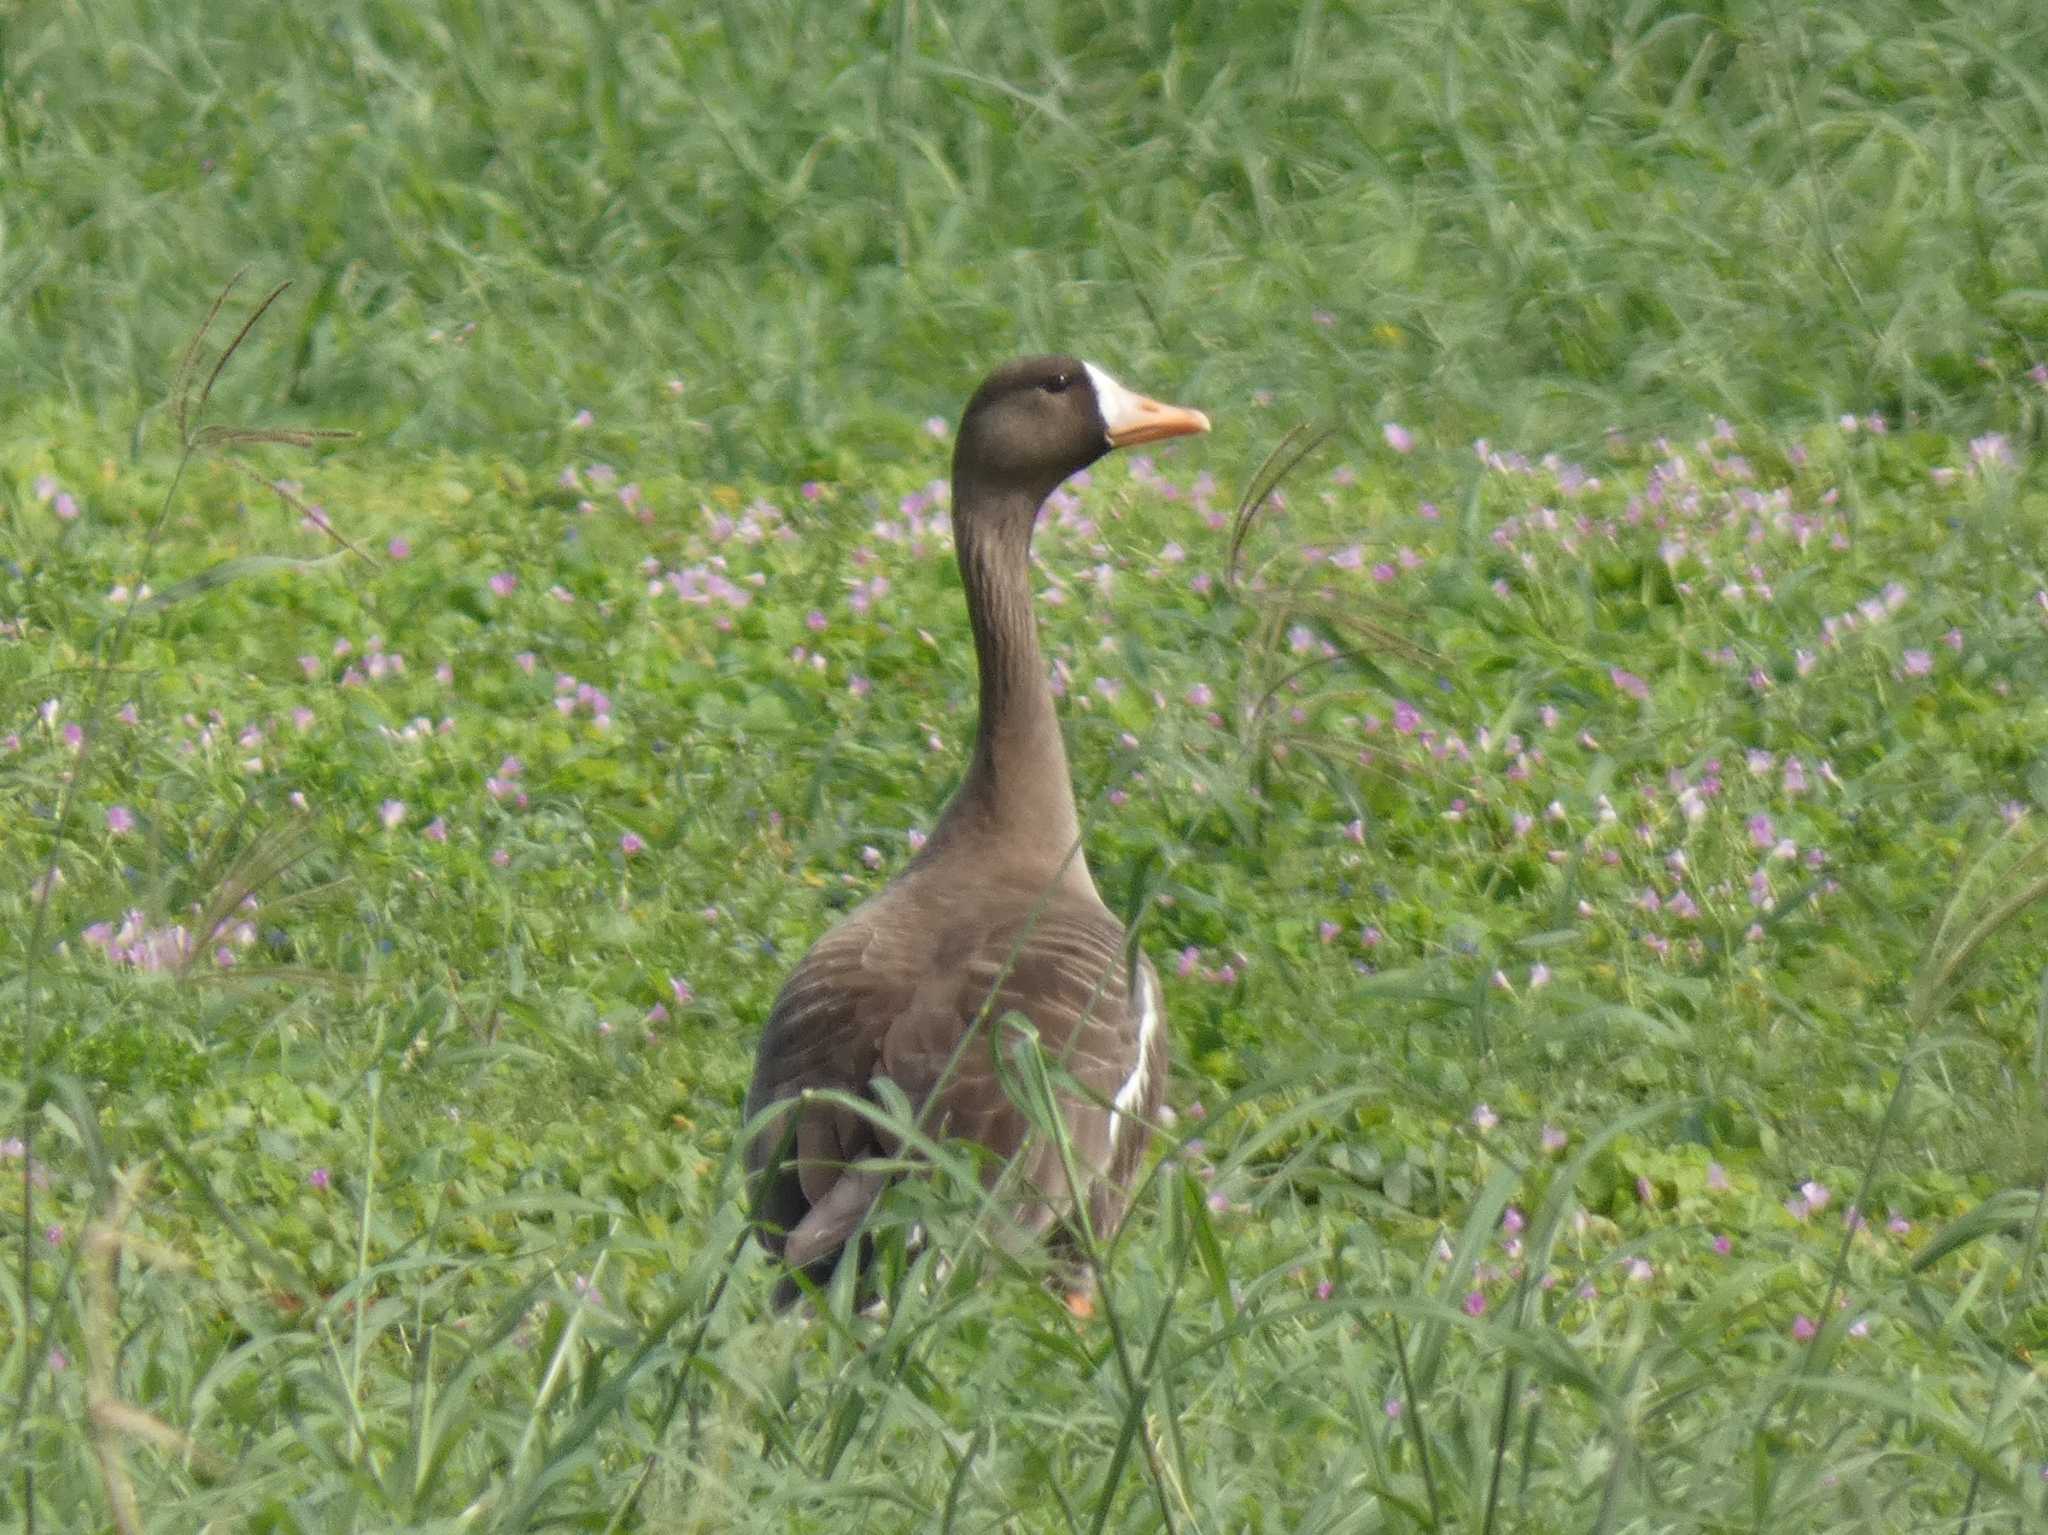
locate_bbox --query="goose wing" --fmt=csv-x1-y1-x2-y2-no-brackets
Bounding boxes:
742,893,1159,1281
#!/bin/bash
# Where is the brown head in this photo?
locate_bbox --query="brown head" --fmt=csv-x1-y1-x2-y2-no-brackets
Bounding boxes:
952,356,1211,513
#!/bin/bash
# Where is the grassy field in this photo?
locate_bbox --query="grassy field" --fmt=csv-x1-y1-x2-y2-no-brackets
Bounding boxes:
6,0,2048,1529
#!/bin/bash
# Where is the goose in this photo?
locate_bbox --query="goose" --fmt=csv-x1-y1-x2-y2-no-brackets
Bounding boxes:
743,356,1211,1309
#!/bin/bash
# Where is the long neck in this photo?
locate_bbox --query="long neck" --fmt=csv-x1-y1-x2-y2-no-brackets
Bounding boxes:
925,476,1089,885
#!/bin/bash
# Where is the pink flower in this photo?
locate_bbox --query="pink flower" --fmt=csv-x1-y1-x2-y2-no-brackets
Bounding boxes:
1502,1206,1526,1236
570,409,594,428
1799,1179,1830,1214
1706,1162,1730,1192
1471,1103,1499,1133
1392,700,1421,734
1314,1278,1334,1300
308,1167,331,1191
619,832,645,856
106,805,135,835
1384,1398,1403,1420
1186,683,1214,708
489,572,517,597
1540,1125,1567,1154
379,800,406,829
1609,667,1650,702
1383,422,1414,454
669,977,694,1006
1463,1291,1487,1317
1343,818,1365,844
422,817,448,843
1748,813,1775,848
1528,962,1551,988
1791,1314,1817,1342
1712,1233,1732,1256
1318,920,1341,943
1900,648,1932,677
387,537,411,560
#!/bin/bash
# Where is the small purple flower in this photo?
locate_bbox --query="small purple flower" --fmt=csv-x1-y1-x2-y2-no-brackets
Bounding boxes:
1609,667,1650,702
1314,1278,1334,1301
422,817,448,843
619,832,645,856
1712,1233,1732,1256
570,409,594,429
1900,648,1932,677
670,976,694,1006
1706,1162,1730,1193
379,800,406,830
1799,1180,1830,1214
1471,1102,1499,1133
1791,1314,1817,1342
1540,1124,1567,1154
308,1167,331,1191
1528,962,1552,988
1502,1206,1526,1236
488,572,517,597
1186,682,1214,708
1383,422,1414,454
106,805,135,835
388,537,411,560
1463,1291,1487,1317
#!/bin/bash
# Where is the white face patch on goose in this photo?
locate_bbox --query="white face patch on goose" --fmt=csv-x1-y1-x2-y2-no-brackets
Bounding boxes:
1082,361,1145,444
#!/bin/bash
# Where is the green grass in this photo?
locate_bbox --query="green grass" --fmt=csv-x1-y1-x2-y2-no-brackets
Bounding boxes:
6,0,2048,1529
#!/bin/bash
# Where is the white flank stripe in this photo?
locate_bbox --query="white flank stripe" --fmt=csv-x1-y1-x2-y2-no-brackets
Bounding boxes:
1109,962,1159,1149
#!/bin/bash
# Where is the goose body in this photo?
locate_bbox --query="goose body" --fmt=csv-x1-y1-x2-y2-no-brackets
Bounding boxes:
743,356,1210,1302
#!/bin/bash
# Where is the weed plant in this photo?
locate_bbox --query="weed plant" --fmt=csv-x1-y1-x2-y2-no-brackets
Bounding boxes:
4,0,2048,1530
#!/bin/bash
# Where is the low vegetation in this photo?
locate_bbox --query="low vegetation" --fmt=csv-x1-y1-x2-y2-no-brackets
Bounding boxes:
5,0,2047,1529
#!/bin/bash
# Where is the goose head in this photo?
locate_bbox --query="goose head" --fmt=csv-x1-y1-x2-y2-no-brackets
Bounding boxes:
952,356,1211,512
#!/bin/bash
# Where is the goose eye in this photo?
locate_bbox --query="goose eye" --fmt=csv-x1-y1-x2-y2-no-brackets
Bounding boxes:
1040,373,1075,395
